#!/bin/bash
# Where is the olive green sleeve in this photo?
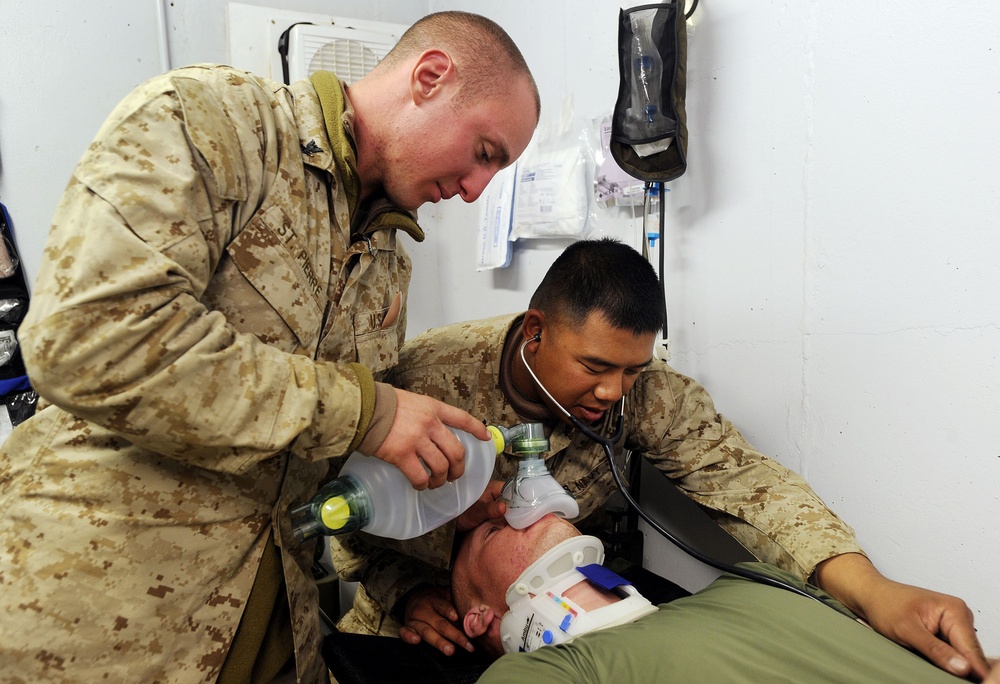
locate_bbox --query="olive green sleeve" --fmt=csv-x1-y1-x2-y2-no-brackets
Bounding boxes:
353,378,398,455
346,363,377,454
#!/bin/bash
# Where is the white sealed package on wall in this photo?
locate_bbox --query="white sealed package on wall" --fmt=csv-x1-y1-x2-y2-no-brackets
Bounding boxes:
476,164,518,270
510,100,595,241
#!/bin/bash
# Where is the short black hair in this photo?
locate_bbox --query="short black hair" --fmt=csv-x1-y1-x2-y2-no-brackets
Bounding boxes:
529,238,665,335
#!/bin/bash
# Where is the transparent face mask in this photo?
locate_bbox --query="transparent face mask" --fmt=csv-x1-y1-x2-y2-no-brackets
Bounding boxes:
501,458,580,529
496,419,580,529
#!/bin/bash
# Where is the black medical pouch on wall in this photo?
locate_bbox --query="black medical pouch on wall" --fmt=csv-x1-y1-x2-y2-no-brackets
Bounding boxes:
610,2,688,183
0,203,37,428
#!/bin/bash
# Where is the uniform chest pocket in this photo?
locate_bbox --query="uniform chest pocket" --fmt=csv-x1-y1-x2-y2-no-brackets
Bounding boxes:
227,206,324,351
353,306,399,375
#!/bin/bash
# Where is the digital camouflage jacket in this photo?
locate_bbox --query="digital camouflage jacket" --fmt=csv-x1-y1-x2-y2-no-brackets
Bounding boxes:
335,314,865,636
0,65,419,682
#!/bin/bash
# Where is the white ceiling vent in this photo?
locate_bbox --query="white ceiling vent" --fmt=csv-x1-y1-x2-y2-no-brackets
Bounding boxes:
279,21,404,85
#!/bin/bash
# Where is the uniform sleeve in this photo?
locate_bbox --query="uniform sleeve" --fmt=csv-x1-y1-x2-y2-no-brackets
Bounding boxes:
19,71,362,473
329,531,452,619
629,365,865,578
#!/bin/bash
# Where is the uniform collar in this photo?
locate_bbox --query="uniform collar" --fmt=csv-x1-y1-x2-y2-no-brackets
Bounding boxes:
305,70,424,242
499,314,553,423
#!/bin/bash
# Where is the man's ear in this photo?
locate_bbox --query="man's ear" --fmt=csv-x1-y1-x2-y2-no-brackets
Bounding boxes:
410,48,455,103
521,309,546,351
462,604,496,639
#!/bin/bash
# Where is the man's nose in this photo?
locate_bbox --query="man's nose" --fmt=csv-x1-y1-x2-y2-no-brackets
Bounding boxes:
593,374,625,403
459,167,496,203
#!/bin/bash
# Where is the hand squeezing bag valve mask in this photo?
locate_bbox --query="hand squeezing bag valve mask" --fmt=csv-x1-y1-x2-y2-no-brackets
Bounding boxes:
610,2,689,183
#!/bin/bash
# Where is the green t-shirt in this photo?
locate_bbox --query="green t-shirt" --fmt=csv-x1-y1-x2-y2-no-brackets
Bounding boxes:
479,566,960,684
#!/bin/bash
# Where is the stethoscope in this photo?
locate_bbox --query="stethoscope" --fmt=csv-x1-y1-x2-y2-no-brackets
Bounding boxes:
519,336,830,607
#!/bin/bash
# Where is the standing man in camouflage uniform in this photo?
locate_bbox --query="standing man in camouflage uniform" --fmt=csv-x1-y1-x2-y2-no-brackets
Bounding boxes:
0,11,538,683
346,239,992,682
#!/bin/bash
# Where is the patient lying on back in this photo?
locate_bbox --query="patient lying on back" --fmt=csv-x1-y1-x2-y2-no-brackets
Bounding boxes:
451,514,994,683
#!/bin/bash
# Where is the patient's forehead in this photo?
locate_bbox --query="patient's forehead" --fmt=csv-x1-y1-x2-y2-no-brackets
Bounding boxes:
457,515,580,597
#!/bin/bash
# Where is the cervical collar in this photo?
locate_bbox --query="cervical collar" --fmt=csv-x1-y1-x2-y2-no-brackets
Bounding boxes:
498,535,657,653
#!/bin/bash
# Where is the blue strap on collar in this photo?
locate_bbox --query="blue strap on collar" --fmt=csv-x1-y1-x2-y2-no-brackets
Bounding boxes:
577,563,631,591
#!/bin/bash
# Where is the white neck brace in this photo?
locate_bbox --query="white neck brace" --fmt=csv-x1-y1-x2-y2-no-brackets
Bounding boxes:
499,535,658,653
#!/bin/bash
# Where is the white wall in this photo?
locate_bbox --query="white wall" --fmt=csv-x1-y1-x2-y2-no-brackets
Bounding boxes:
417,0,1000,649
0,0,165,282
1,0,997,651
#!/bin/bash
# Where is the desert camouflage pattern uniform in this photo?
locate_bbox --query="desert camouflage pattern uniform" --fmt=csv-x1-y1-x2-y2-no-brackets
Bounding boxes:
335,314,865,635
0,65,419,682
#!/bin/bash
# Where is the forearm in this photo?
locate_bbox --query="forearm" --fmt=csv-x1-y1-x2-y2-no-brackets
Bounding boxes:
814,552,991,679
636,368,864,578
665,433,864,577
812,552,886,620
